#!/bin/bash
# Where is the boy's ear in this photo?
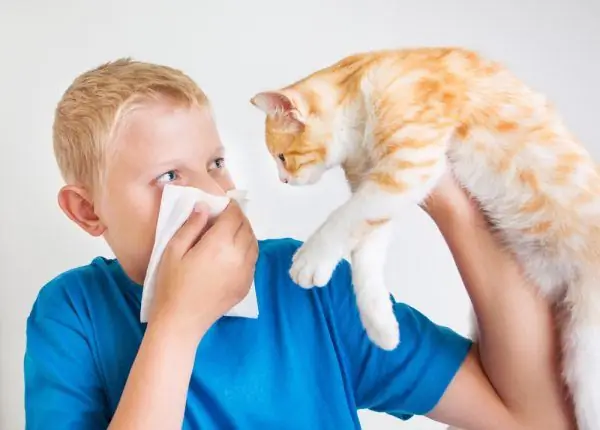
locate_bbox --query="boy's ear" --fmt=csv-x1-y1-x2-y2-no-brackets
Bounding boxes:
57,185,106,237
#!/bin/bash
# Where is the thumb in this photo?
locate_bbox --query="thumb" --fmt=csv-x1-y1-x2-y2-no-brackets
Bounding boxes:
165,204,210,259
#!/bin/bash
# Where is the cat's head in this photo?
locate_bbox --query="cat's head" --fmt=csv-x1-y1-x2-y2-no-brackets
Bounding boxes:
250,87,343,186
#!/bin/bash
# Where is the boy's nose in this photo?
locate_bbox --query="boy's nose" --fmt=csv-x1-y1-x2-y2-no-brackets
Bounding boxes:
190,177,228,196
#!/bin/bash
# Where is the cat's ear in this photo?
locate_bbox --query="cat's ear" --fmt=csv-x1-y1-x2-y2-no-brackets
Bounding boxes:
251,91,305,131
250,91,295,116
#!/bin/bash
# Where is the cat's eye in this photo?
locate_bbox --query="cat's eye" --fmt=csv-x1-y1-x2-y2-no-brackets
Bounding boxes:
278,153,285,163
211,157,226,170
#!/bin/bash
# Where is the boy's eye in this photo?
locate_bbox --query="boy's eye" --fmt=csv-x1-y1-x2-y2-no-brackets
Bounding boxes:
156,170,179,184
278,153,285,163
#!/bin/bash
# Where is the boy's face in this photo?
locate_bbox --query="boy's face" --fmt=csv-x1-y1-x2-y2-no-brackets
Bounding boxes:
66,101,235,284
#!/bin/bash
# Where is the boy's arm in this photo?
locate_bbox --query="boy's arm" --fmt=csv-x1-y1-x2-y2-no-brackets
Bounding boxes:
25,311,110,430
106,320,207,430
24,289,211,430
424,177,575,429
109,201,257,430
24,203,256,430
324,175,574,429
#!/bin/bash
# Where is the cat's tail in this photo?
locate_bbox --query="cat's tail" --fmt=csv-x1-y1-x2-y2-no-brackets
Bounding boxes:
562,269,600,430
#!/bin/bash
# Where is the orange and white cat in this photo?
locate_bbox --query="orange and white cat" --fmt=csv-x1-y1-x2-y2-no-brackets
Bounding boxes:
250,47,600,429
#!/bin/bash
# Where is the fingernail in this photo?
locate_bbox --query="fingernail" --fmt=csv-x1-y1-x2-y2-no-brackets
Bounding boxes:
194,202,210,213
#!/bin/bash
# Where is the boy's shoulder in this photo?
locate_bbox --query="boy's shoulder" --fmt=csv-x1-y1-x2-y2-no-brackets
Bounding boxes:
255,236,352,302
257,237,303,259
30,238,300,300
29,256,125,322
256,237,314,282
28,237,308,322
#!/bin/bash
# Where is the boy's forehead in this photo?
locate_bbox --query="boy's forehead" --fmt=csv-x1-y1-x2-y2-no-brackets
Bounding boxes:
108,101,220,169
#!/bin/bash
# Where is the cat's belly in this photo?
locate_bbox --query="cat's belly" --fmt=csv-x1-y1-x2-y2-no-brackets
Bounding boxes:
447,142,578,298
499,230,576,298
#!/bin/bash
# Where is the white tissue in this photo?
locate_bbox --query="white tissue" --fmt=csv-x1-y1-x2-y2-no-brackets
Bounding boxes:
140,184,259,323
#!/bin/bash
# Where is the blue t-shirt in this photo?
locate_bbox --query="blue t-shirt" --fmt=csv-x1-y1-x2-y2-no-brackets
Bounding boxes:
24,238,471,429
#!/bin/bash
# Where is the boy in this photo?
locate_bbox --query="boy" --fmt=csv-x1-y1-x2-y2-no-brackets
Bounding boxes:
24,58,574,429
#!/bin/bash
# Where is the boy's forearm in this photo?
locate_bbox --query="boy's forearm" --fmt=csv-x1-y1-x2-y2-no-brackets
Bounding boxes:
108,320,204,430
433,205,574,428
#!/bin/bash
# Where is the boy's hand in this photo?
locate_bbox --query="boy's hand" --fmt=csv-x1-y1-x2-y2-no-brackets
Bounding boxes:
148,201,258,343
421,170,479,224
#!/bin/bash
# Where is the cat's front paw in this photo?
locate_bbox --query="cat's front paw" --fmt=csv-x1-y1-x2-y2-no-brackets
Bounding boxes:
290,238,341,288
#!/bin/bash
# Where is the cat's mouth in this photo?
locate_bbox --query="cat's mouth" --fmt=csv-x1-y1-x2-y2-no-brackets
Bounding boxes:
288,166,325,186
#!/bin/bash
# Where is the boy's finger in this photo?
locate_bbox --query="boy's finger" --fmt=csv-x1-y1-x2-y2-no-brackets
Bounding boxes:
243,234,259,268
219,200,245,223
166,208,210,259
234,217,255,247
206,201,246,238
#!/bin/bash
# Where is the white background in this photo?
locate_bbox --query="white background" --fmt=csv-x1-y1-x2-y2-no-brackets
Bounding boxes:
1,0,599,428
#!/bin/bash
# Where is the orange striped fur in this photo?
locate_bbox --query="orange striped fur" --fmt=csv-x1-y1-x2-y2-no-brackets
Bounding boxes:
251,47,600,429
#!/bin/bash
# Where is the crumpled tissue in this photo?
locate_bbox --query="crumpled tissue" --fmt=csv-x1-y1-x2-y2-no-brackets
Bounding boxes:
140,184,259,323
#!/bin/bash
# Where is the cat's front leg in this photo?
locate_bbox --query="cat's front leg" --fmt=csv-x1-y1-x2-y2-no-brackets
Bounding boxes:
289,196,366,289
291,121,452,289
289,178,433,289
351,221,400,350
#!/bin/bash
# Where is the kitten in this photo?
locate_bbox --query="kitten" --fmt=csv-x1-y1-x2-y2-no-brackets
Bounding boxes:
250,47,600,429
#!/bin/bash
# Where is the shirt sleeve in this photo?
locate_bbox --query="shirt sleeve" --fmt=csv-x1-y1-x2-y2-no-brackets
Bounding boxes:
24,280,109,429
326,258,472,420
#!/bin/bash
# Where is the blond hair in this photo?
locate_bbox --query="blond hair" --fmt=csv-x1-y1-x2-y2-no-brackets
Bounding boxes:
52,57,209,190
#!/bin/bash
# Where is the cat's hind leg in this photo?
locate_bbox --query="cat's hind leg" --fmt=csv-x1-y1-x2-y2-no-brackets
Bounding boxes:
562,270,600,430
351,221,400,350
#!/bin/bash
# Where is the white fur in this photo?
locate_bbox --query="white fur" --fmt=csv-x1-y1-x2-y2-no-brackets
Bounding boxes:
445,123,600,429
351,221,399,349
289,95,448,350
560,271,600,430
